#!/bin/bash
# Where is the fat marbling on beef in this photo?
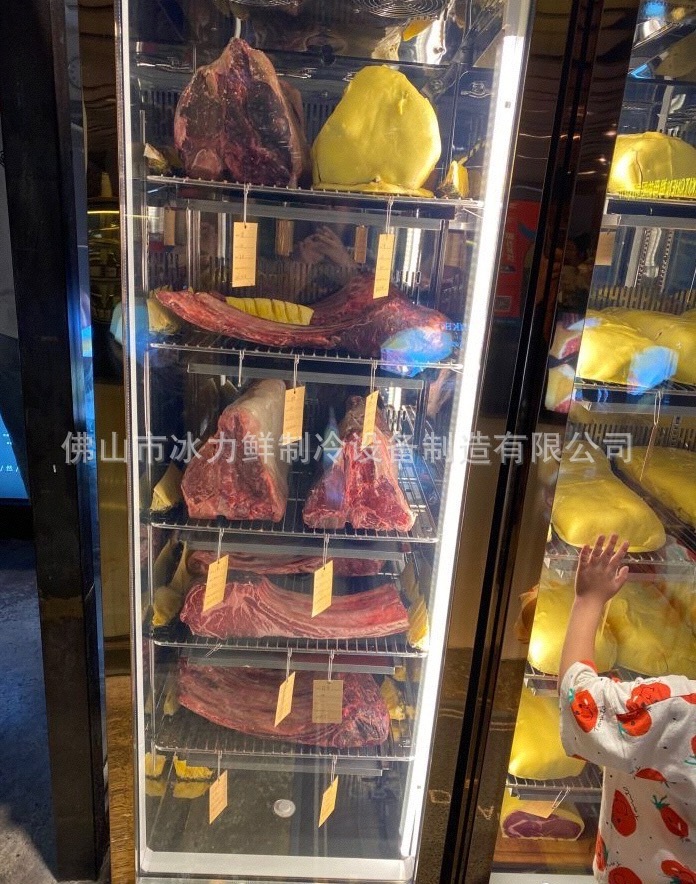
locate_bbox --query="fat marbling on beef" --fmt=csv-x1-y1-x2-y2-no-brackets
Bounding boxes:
186,549,382,577
155,274,454,374
179,575,409,640
178,662,390,748
174,38,311,186
303,395,415,532
182,379,289,521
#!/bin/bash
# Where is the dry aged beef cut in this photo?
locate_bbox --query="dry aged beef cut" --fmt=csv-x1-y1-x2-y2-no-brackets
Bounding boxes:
178,662,390,748
156,274,454,373
174,38,311,186
186,549,382,577
181,379,289,521
179,576,409,639
303,396,415,532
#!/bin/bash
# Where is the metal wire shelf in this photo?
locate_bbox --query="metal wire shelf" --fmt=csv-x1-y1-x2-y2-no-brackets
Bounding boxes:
544,532,695,579
151,705,416,771
149,458,440,545
605,195,696,229
506,766,603,803
573,378,696,415
524,664,641,697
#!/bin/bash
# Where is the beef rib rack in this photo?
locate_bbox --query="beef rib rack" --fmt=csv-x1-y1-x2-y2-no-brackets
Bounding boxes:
174,38,311,186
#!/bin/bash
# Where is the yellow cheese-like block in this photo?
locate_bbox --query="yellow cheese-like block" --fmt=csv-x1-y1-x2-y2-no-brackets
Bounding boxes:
144,752,165,779
608,132,696,195
407,595,430,651
147,297,180,334
173,781,210,799
617,446,696,527
509,688,585,780
607,582,680,676
312,66,441,195
576,311,677,388
552,452,666,552
380,677,407,721
528,575,617,676
225,297,314,326
173,756,214,781
668,622,696,679
151,462,183,512
500,790,585,840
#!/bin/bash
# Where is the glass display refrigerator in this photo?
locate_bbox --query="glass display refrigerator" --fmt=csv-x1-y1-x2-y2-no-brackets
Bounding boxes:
115,0,643,881
452,3,696,882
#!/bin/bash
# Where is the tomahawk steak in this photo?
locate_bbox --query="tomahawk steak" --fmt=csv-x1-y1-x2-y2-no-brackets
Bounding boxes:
179,576,409,639
178,663,390,748
174,39,311,186
182,379,289,521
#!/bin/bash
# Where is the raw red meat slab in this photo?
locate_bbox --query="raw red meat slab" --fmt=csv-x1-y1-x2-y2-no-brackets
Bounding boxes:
186,550,382,577
177,662,390,748
502,811,583,840
303,396,415,532
179,575,409,639
155,274,453,364
174,39,310,186
181,379,289,522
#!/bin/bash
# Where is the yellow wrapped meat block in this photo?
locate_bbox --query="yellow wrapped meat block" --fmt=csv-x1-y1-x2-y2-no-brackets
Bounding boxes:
660,581,696,636
617,446,696,527
607,582,680,676
500,790,585,840
509,687,585,780
576,310,677,389
528,573,617,676
668,622,696,679
607,132,696,196
312,66,441,197
551,451,666,552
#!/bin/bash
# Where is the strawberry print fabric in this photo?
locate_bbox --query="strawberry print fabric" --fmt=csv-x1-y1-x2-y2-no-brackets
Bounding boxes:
560,662,696,883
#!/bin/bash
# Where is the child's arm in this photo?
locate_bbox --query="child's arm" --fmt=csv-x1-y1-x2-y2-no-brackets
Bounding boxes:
558,533,629,685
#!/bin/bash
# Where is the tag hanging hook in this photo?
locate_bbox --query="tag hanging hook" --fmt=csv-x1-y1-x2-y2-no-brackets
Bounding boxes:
238,350,245,388
322,534,329,566
385,197,394,234
286,647,293,680
216,527,224,561
370,360,377,394
242,183,250,226
217,751,222,779
293,354,300,390
331,755,337,781
327,649,335,681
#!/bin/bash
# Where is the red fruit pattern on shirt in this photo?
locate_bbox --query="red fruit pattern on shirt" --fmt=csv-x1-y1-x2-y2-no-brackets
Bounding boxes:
617,707,653,737
612,789,637,836
653,796,689,839
627,681,671,710
595,832,607,871
661,859,696,883
682,694,696,705
569,687,599,732
608,867,642,884
635,767,668,784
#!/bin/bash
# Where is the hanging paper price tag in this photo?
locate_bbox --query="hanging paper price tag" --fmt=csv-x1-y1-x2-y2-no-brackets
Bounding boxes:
312,560,333,617
209,770,228,823
312,679,343,724
282,385,305,443
203,555,228,612
354,226,368,264
519,800,555,819
373,233,395,298
361,390,379,450
163,207,176,247
275,671,296,727
275,219,294,257
318,776,339,827
231,221,258,287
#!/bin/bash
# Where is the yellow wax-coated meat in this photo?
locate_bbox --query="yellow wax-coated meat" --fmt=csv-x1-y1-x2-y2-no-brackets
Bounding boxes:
667,623,696,679
660,582,696,636
380,677,407,721
173,756,214,781
551,453,666,552
509,688,585,781
607,582,681,676
528,574,617,676
225,297,314,326
608,132,696,194
312,66,441,195
407,595,430,651
576,311,677,388
144,752,165,779
173,781,210,799
617,446,696,527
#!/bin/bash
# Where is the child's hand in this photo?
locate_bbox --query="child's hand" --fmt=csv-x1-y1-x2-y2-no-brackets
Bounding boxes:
575,534,630,607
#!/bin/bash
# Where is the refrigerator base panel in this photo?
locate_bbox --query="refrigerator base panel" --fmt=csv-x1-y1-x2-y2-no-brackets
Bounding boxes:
490,876,594,883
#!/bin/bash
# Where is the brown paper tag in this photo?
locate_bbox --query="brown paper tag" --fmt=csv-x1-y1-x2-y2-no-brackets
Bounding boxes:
312,560,333,617
361,391,379,450
163,207,176,247
312,679,343,724
354,226,368,264
209,771,228,823
318,776,339,827
203,555,228,612
275,671,296,727
282,386,305,443
275,219,294,257
520,800,555,819
373,233,395,298
232,222,258,288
